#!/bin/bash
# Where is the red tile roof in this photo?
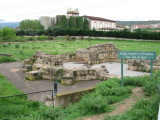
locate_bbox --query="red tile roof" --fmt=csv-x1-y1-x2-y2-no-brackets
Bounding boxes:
82,15,116,22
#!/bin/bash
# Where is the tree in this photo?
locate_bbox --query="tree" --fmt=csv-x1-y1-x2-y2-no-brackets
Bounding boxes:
84,18,89,30
76,17,84,30
69,17,76,30
1,27,16,41
56,15,68,29
19,19,44,30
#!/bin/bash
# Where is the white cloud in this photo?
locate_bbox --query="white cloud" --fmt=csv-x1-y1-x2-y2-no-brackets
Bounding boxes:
0,0,160,22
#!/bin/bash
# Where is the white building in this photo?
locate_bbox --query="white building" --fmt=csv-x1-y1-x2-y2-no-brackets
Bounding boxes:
83,15,116,31
39,16,55,30
40,9,117,31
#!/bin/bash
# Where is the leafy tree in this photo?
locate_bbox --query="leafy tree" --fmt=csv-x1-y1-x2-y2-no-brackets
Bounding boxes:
84,18,89,30
1,27,16,41
19,19,44,30
69,16,76,30
76,17,84,30
56,15,68,29
0,29,2,38
2,27,16,37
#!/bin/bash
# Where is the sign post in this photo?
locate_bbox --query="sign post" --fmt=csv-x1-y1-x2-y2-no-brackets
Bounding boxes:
118,51,156,86
121,59,124,86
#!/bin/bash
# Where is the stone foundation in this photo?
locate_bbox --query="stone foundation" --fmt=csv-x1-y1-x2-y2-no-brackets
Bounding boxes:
23,43,160,84
23,43,119,84
128,55,160,72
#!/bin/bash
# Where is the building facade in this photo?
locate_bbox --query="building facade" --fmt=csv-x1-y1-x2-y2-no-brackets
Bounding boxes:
39,16,55,30
83,15,116,31
40,9,118,31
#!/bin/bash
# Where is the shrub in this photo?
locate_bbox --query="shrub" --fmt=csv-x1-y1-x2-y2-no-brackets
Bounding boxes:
27,37,35,41
143,71,160,96
123,76,149,87
95,78,133,106
38,106,65,120
77,93,111,115
0,56,16,63
37,35,47,40
15,44,20,49
2,44,7,48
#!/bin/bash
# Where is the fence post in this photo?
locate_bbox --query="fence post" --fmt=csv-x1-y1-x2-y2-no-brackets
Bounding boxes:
158,85,160,120
52,81,58,106
54,81,58,95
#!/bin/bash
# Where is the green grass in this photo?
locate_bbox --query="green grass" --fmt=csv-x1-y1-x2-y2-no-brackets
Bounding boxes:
1,71,160,120
0,74,42,120
0,38,160,60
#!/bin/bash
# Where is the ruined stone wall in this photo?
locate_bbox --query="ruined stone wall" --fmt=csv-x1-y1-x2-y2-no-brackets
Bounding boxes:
76,43,120,64
54,87,95,107
128,55,160,72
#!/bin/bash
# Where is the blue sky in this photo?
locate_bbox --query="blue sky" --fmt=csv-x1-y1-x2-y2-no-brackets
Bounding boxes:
0,0,160,22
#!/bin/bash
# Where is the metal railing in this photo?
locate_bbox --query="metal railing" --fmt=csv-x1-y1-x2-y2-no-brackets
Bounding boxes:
0,81,58,106
158,104,160,120
158,85,160,120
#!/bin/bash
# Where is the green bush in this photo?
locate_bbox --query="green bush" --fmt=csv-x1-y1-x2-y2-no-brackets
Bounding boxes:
95,78,132,97
38,106,65,120
1,27,16,41
143,71,160,96
123,76,149,87
15,44,20,49
77,93,111,115
0,56,16,63
37,35,47,40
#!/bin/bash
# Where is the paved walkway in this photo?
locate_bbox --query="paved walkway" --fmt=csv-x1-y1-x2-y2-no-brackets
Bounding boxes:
0,62,149,102
0,62,101,101
64,62,149,77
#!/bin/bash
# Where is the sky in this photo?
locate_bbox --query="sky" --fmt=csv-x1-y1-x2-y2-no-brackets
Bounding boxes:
0,0,160,22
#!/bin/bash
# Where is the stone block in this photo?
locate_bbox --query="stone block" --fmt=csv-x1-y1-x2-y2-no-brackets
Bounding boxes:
25,71,42,80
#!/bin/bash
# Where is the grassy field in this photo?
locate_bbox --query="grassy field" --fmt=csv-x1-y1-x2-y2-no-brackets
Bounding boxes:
0,38,160,60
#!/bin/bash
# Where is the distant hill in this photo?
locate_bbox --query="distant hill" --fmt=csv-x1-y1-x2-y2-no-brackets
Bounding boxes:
0,22,19,29
117,21,160,27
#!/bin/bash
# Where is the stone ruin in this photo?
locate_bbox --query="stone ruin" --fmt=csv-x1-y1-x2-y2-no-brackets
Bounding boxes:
128,55,160,72
76,43,120,64
24,43,119,85
23,42,160,85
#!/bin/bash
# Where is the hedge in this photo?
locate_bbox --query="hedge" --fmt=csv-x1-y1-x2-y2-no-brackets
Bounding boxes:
16,29,160,40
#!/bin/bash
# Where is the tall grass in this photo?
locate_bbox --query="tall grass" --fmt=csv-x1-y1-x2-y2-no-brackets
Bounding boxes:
105,71,160,120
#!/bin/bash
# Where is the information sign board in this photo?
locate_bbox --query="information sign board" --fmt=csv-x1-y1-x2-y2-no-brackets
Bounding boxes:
118,51,157,86
118,51,156,60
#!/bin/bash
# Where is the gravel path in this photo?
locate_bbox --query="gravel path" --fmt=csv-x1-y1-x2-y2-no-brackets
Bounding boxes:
63,62,149,77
